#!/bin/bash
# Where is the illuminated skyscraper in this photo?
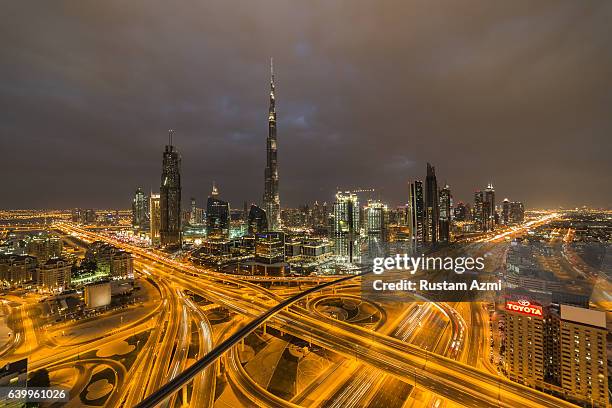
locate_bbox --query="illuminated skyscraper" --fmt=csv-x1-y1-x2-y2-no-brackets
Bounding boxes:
510,201,525,224
424,163,439,244
159,130,181,247
408,180,424,245
364,200,388,235
132,187,149,231
502,198,510,225
474,190,484,229
454,201,469,221
149,193,161,245
248,205,268,235
189,197,197,225
331,192,360,236
484,183,495,231
439,184,451,243
206,183,230,238
330,192,360,263
263,58,281,231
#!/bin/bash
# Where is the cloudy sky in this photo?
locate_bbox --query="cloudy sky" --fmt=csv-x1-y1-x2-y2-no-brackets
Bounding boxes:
1,1,611,209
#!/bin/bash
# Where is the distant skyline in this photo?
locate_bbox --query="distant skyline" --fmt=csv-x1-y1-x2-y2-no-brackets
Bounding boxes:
1,1,611,209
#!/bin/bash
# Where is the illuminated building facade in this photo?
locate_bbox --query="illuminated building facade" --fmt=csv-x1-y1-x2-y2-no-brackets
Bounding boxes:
510,201,525,224
504,299,608,407
474,190,484,229
248,205,268,234
330,192,360,263
149,193,161,245
556,305,608,407
84,280,111,309
364,200,388,235
249,232,287,276
159,130,182,247
502,198,510,225
504,299,545,387
86,241,134,279
206,183,230,238
263,59,281,231
331,192,360,237
408,180,424,245
189,197,197,225
36,257,71,293
0,254,36,288
312,201,328,227
454,201,469,221
132,187,149,231
483,183,495,231
424,163,439,244
438,184,451,243
27,234,62,262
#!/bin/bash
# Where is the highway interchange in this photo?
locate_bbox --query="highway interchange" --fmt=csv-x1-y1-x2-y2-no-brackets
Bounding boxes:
0,215,585,408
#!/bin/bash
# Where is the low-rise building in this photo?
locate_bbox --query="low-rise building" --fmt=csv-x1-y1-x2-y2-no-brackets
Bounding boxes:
0,254,37,287
36,257,71,293
86,241,133,279
84,280,111,309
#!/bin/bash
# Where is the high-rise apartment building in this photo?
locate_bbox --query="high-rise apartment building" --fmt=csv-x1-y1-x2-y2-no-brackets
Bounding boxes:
504,299,545,387
557,305,608,407
504,299,608,407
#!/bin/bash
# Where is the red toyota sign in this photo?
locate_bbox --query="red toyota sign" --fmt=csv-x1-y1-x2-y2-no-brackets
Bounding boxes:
505,299,543,317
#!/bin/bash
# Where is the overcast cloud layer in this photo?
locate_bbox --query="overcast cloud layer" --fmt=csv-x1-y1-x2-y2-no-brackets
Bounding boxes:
1,1,611,209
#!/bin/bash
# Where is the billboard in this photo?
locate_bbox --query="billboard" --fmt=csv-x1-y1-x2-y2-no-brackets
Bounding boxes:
505,299,543,317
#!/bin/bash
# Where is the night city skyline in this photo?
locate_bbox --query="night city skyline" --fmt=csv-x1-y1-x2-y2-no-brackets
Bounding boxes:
2,1,612,210
1,3,611,408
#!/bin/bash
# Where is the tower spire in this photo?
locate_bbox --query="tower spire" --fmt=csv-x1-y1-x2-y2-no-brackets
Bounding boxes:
168,129,174,146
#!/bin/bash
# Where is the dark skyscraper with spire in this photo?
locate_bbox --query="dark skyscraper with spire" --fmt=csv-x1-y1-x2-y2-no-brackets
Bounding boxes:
263,58,281,231
160,129,182,247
